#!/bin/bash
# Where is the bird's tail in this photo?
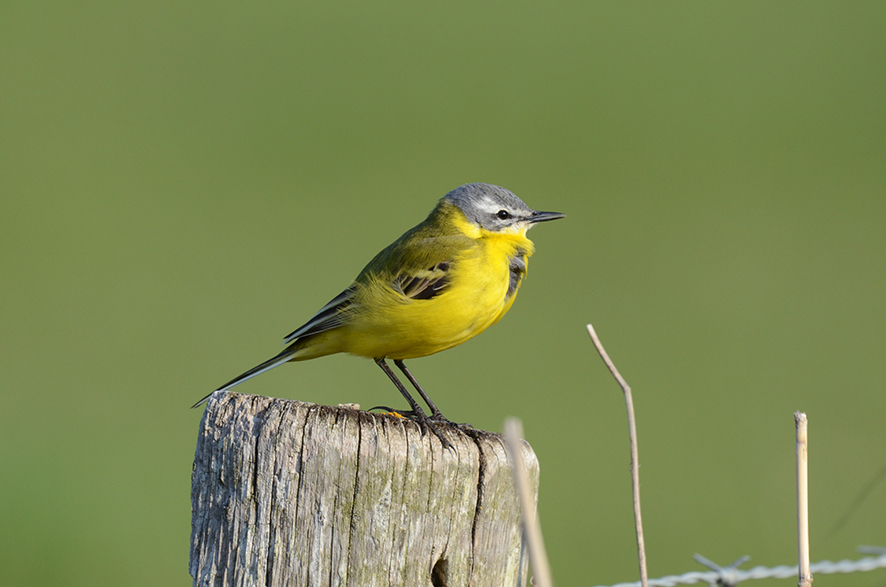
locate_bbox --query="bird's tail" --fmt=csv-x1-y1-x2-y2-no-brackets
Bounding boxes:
191,349,297,408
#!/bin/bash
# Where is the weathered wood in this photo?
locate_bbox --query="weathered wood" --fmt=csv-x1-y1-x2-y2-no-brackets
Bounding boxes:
190,392,539,587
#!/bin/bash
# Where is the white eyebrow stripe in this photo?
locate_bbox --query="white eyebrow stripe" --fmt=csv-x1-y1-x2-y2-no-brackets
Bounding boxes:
476,197,504,213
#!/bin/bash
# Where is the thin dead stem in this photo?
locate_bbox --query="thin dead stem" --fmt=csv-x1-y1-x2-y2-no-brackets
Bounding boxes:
586,323,648,587
504,418,553,587
795,411,812,587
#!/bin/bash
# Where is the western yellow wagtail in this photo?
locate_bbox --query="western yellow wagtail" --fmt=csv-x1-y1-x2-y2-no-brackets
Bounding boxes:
194,183,564,446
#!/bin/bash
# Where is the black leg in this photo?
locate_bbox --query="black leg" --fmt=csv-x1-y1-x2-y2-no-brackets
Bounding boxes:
394,360,450,422
374,358,452,450
374,358,425,416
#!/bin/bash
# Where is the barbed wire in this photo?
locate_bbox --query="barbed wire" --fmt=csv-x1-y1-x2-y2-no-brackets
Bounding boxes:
591,547,886,587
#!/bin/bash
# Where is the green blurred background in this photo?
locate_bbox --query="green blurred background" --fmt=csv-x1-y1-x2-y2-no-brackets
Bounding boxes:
2,2,884,586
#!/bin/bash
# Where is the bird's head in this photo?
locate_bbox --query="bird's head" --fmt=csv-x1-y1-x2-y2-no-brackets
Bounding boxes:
443,183,565,235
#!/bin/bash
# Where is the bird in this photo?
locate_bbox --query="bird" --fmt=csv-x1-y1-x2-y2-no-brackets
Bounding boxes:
194,183,564,446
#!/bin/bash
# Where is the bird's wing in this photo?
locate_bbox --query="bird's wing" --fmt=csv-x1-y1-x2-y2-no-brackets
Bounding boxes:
283,234,472,344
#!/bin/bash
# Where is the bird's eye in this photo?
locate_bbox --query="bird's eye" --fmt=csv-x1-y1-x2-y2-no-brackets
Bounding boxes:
496,210,510,220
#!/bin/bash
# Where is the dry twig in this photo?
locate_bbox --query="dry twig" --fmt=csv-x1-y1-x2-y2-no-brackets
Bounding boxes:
587,323,648,587
795,411,812,587
504,418,554,587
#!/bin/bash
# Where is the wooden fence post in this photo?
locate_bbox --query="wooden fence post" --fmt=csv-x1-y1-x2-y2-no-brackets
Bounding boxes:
190,392,540,587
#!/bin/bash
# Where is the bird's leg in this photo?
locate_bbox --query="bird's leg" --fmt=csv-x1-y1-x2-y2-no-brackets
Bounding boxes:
374,358,452,450
393,360,450,423
374,358,426,416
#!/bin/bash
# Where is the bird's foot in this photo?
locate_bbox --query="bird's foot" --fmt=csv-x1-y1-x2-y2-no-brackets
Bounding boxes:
418,418,453,450
427,411,455,424
368,406,453,450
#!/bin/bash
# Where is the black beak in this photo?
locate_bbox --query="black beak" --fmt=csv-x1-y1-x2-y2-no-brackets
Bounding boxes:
528,210,566,223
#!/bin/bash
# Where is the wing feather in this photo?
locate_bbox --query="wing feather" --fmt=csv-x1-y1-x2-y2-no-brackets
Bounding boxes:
283,285,357,343
395,261,451,300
